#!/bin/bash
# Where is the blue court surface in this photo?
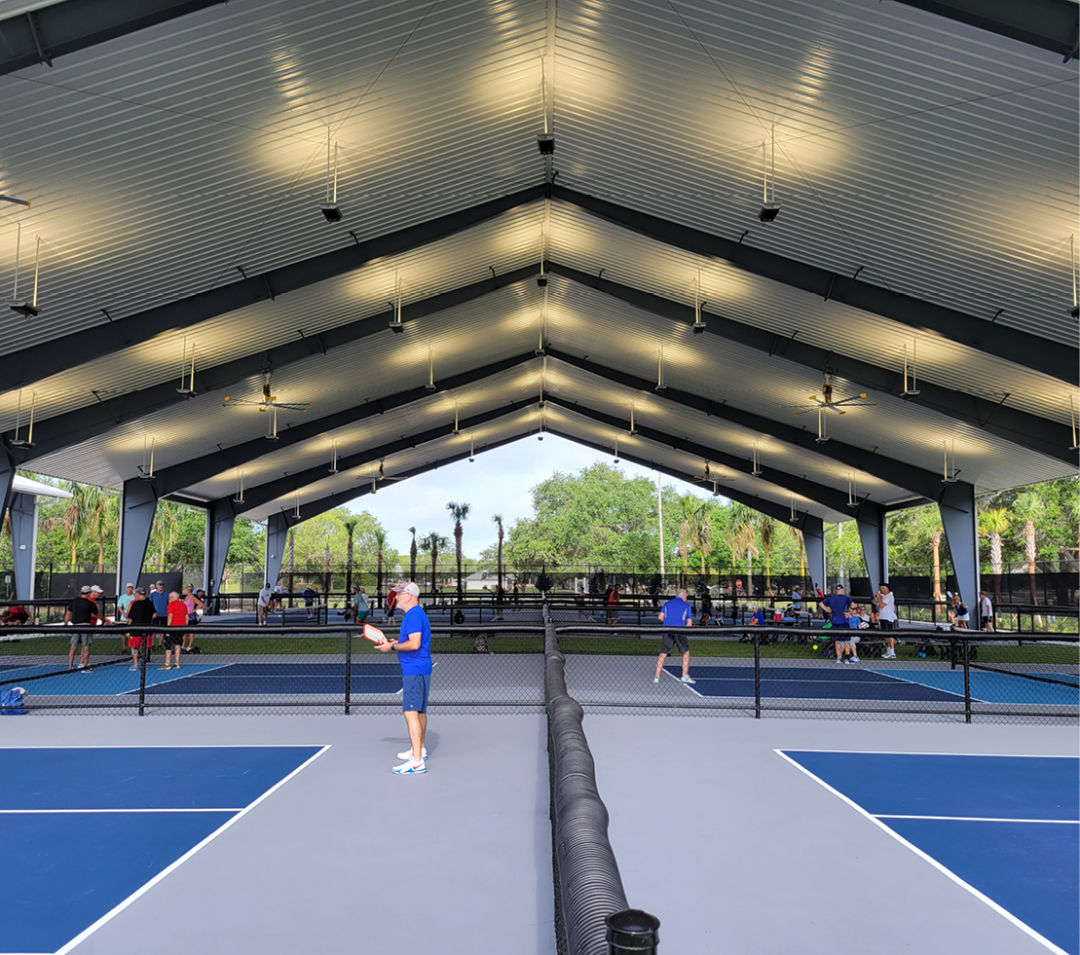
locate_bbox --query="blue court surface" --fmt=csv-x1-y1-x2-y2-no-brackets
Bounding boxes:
663,664,1078,706
778,751,1080,955
1,745,327,955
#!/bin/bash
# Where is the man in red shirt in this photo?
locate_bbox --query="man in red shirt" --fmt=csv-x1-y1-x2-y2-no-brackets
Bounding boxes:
163,591,188,670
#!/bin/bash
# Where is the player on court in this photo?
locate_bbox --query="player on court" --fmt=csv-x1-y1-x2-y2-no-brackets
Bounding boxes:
377,581,432,775
654,587,695,684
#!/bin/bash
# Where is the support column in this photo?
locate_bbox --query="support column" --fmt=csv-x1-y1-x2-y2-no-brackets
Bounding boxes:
856,502,888,592
9,492,38,600
264,512,289,591
939,483,980,627
206,499,236,613
0,451,15,528
118,479,157,594
802,515,826,598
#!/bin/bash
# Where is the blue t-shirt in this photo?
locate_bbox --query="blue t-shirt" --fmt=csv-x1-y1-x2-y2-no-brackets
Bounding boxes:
659,597,692,627
790,591,802,610
397,604,432,675
821,594,852,626
750,609,766,626
149,590,170,617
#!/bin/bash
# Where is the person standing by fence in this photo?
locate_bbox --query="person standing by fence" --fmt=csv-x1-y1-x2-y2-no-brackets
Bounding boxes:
377,582,432,775
875,582,898,659
979,591,995,632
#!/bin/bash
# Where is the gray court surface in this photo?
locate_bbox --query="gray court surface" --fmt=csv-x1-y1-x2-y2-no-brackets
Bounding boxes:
587,715,1079,955
8,714,554,955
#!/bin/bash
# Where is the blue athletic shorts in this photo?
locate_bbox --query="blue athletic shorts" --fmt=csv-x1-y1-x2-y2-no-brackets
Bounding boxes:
401,672,431,713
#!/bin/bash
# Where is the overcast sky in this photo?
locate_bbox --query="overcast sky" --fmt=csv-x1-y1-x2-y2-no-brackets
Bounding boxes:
344,433,719,557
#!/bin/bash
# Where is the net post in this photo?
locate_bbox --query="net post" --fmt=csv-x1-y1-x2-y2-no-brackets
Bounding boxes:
137,637,148,717
606,909,660,953
344,625,353,715
753,631,761,718
962,637,972,724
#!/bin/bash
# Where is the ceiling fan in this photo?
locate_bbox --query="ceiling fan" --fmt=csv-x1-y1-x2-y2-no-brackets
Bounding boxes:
222,371,311,439
787,371,875,417
356,460,404,495
692,460,734,494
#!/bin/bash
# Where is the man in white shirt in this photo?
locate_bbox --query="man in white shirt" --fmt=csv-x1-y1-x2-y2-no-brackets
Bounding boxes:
875,582,898,659
257,582,272,625
979,591,994,632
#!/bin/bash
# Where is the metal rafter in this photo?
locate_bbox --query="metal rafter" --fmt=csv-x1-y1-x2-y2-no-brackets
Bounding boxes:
3,265,540,462
2,185,546,390
544,348,949,502
143,352,537,497
549,186,1078,382
0,0,227,75
547,262,1076,465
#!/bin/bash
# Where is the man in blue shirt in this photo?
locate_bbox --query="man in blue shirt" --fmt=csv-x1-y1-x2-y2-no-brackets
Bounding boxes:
820,584,858,663
653,588,695,685
377,581,432,774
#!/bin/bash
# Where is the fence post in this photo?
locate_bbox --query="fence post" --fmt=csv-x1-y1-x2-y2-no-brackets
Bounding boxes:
962,637,972,724
344,626,353,715
137,639,149,717
753,631,761,719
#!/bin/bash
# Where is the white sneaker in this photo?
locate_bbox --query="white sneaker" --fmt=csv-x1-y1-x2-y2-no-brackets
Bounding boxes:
392,760,426,775
680,674,696,684
850,656,860,663
397,748,428,761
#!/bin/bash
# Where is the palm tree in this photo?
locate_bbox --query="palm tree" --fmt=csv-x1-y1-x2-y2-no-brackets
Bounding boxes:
408,526,417,581
342,518,358,595
88,489,117,572
492,514,504,592
149,500,181,573
979,507,1010,577
420,532,449,594
914,506,944,604
729,503,758,593
790,526,806,580
372,528,386,606
1013,491,1045,622
54,481,94,571
446,501,470,598
691,504,712,577
759,517,776,591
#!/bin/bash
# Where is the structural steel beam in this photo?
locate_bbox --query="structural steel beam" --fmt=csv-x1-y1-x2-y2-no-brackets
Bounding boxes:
205,498,235,611
264,514,289,591
3,186,546,391
0,0,226,75
550,186,1077,382
891,0,1079,60
545,395,854,515
225,398,536,515
554,427,813,528
547,262,1077,465
9,492,38,600
5,266,540,464
938,482,981,625
855,503,889,592
802,516,826,595
118,478,157,594
139,353,537,499
545,349,944,502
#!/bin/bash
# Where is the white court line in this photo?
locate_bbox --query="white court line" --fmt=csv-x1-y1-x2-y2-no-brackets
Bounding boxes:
0,808,244,814
874,814,1079,824
49,744,331,955
774,749,1070,955
864,667,979,701
662,668,703,697
0,744,327,749
770,748,1079,759
116,662,233,696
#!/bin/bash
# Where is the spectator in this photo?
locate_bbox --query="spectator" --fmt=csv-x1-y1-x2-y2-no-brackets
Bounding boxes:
950,593,970,629
149,581,170,645
820,584,857,663
699,588,712,626
163,591,187,669
606,583,622,626
575,585,587,621
182,585,204,651
303,585,317,620
790,584,802,615
749,605,767,627
124,587,155,669
1,604,31,625
354,587,370,625
64,585,100,671
875,583,898,659
979,591,995,632
256,582,272,625
386,583,401,620
653,587,695,684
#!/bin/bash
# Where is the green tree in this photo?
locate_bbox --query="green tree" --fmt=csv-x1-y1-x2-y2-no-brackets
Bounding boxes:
759,517,776,590
408,526,417,581
979,507,1010,577
447,501,470,597
373,528,387,604
492,514,504,591
420,532,449,594
343,518,358,594
1013,491,1046,619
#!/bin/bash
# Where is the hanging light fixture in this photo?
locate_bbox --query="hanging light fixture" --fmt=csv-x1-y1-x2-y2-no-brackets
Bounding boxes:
537,225,548,287
538,410,545,441
1070,235,1078,318
814,407,830,443
425,347,436,391
9,390,36,447
389,271,404,333
329,440,339,474
789,495,798,523
901,341,920,397
8,224,41,317
613,434,620,463
628,401,637,435
846,473,859,508
692,270,706,334
233,470,246,504
320,129,342,222
759,124,780,222
469,435,476,462
751,442,763,476
941,439,961,483
138,436,156,480
292,493,301,519
1070,395,1079,452
265,405,280,441
176,340,197,396
655,346,667,391
536,56,555,154
452,401,460,435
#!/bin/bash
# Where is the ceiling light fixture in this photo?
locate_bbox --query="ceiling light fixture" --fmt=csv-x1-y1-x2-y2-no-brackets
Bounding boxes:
692,270,706,334
628,402,636,435
1070,395,1079,452
233,470,245,504
537,226,548,287
9,388,35,447
452,401,460,435
613,434,620,463
759,124,780,222
655,346,667,391
538,411,545,441
329,440,339,474
425,347,436,391
941,439,961,483
320,129,342,222
751,442,763,476
537,56,555,154
389,271,404,333
814,407,830,443
292,493,301,519
138,436,156,480
469,436,476,462
8,224,41,317
901,341,921,397
266,405,280,441
176,339,197,397
1070,235,1078,318
846,473,859,508
789,495,798,523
